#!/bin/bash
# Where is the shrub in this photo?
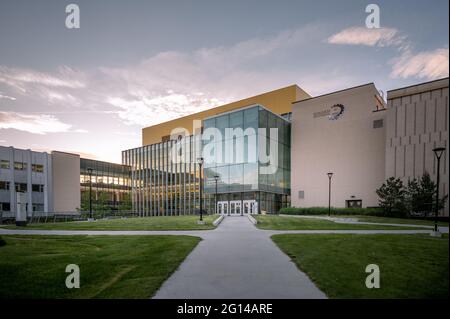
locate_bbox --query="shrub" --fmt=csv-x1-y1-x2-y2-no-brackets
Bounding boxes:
0,236,6,247
279,207,384,216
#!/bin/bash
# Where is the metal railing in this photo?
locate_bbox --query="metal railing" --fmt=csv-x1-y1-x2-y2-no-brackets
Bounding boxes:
0,210,139,224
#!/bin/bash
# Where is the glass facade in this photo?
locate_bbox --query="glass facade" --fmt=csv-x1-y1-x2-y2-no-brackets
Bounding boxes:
203,105,290,214
122,135,204,216
80,159,131,212
123,105,291,216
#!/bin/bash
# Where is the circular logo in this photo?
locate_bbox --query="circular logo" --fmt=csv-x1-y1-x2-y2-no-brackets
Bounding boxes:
329,104,345,121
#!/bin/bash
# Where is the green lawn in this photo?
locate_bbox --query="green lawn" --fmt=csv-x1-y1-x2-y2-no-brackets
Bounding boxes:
353,215,448,227
254,215,428,230
0,235,200,298
272,234,449,298
1,215,217,231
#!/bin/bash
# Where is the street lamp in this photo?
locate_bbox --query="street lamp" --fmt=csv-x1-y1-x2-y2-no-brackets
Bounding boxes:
197,157,204,221
327,172,333,217
87,167,93,220
214,175,219,215
432,147,445,233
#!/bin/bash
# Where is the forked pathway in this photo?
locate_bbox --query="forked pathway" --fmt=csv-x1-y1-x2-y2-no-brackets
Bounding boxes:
153,216,326,299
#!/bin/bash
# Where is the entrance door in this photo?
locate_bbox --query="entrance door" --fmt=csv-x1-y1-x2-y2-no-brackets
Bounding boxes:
243,200,258,214
229,200,242,216
217,201,228,215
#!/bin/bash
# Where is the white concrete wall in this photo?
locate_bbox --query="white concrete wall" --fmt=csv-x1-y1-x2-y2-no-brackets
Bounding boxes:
291,84,386,208
51,151,80,213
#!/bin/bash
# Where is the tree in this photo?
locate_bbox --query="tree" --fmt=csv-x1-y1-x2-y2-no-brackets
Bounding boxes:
118,193,132,212
376,177,406,216
406,172,448,216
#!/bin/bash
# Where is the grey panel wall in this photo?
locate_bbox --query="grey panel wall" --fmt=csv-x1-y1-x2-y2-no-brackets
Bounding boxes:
386,78,449,215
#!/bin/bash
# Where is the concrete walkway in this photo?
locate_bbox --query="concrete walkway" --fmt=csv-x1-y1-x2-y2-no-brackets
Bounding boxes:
153,216,326,299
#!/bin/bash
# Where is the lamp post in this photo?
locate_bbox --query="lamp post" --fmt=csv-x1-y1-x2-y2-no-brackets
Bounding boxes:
327,172,333,217
197,157,204,222
432,147,445,233
214,175,219,214
87,167,93,220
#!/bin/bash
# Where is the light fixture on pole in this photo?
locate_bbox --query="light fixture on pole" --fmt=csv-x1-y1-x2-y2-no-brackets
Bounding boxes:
214,175,219,215
87,167,93,221
197,157,204,222
432,147,445,233
327,172,333,217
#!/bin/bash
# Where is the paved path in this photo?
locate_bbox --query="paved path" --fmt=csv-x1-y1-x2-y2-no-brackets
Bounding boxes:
153,216,326,299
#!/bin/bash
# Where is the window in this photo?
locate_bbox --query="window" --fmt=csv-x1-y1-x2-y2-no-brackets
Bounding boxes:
0,202,11,212
15,183,27,192
14,162,27,171
346,200,362,208
0,181,10,191
373,119,384,129
32,184,44,192
0,160,10,169
32,164,44,173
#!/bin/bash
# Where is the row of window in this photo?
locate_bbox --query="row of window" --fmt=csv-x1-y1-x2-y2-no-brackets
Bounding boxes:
0,160,44,172
0,202,44,212
0,181,44,193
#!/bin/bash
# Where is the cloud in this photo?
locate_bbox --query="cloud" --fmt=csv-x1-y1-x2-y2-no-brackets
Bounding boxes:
0,25,355,129
0,111,86,135
390,48,449,80
327,26,448,81
0,92,16,100
0,65,85,89
327,27,407,49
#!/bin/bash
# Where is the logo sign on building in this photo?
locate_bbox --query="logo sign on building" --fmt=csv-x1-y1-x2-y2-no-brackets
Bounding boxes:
328,104,345,120
313,104,345,120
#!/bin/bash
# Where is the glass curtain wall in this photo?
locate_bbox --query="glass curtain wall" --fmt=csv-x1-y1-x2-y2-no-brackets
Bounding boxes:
122,134,205,216
203,105,291,214
80,159,131,212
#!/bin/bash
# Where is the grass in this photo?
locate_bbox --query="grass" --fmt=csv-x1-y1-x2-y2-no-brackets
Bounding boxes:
352,215,448,227
1,215,218,231
254,215,428,230
272,234,449,298
0,235,200,298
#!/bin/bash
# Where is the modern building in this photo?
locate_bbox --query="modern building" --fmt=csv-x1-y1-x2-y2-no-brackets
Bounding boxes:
385,78,448,215
2,78,448,218
124,78,448,216
123,85,308,216
0,146,131,217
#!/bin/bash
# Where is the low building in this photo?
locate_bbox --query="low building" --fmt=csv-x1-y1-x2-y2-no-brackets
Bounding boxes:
0,146,131,217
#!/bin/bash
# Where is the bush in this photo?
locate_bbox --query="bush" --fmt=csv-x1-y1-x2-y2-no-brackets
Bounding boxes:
279,207,384,216
0,236,6,247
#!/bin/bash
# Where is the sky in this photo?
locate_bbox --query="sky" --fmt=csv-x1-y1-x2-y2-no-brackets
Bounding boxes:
0,0,448,163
